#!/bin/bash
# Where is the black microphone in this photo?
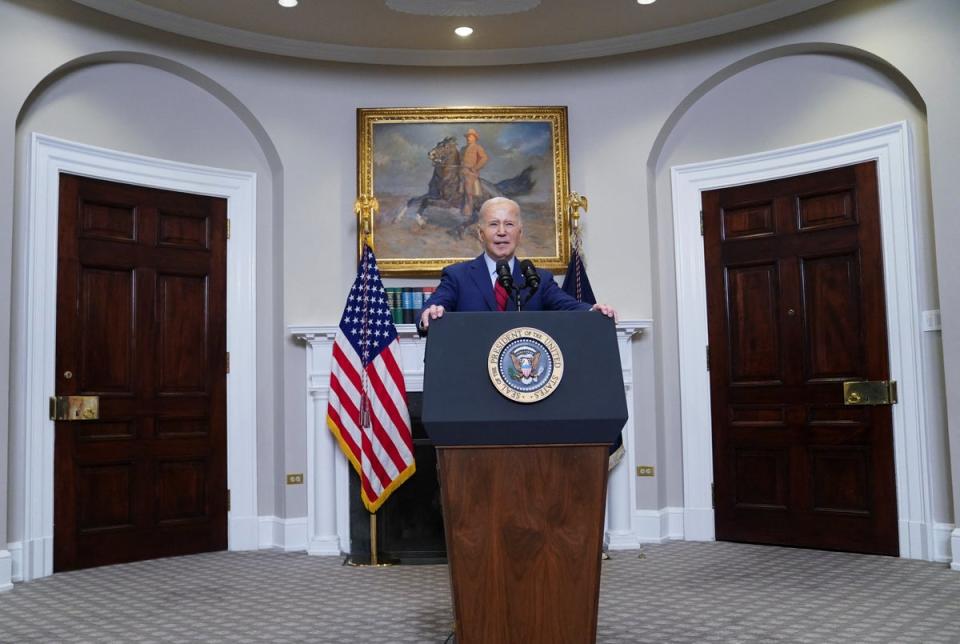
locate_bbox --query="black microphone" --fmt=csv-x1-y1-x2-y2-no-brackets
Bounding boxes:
495,260,514,291
519,259,540,290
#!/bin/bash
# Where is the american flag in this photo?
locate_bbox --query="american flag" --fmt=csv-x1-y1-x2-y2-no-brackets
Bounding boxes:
326,245,415,512
561,245,596,305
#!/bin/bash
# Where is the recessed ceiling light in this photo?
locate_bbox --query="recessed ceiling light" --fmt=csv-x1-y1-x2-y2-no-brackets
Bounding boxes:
454,26,474,37
278,0,298,7
637,0,656,4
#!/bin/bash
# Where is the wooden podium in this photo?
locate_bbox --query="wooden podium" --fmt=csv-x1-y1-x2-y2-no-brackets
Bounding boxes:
422,312,627,644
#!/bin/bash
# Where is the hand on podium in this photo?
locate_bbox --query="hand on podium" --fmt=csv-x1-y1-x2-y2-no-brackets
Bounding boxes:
418,304,445,333
589,302,618,320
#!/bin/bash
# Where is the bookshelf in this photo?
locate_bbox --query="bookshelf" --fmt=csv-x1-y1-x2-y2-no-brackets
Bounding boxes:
384,286,436,324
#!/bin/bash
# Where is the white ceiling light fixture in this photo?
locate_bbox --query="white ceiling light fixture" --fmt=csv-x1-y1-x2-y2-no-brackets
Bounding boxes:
454,26,474,37
637,0,656,5
278,0,298,7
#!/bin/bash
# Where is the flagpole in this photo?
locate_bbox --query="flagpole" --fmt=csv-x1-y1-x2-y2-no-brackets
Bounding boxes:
568,192,589,300
349,194,395,568
370,513,379,566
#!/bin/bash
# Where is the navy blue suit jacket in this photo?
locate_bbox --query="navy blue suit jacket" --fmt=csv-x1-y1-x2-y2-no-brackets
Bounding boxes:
421,255,592,315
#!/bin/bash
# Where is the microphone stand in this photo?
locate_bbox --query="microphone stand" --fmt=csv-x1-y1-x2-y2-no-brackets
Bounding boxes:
518,284,539,310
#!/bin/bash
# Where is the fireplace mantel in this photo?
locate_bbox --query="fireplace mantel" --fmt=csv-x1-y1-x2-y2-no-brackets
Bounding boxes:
291,320,650,555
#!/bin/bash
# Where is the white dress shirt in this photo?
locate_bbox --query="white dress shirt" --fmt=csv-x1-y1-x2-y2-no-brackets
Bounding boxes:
483,254,515,286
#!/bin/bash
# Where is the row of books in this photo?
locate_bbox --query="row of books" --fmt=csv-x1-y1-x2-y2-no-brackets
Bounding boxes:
384,287,436,324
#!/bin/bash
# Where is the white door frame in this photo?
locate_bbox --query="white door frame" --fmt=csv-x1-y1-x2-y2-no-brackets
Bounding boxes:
13,133,259,581
671,121,935,559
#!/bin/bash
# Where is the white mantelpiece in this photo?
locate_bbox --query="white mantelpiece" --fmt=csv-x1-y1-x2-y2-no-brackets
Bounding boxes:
291,320,650,555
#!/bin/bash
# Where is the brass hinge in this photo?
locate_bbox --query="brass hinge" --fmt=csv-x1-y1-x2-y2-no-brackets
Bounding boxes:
700,210,704,236
706,345,710,371
226,352,230,373
227,489,231,512
227,218,231,240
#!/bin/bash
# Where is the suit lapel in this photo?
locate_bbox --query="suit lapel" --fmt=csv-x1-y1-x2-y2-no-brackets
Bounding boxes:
469,255,497,311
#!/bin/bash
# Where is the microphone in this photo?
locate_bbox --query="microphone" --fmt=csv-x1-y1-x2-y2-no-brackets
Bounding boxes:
495,260,514,291
519,259,540,290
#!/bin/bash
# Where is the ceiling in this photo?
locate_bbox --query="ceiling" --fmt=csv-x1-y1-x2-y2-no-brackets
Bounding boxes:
71,0,836,67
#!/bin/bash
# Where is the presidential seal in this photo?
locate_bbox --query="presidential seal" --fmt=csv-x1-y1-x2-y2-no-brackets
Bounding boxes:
488,327,564,403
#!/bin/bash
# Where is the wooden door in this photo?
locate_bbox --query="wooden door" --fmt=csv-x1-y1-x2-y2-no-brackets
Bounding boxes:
703,162,898,555
54,173,228,571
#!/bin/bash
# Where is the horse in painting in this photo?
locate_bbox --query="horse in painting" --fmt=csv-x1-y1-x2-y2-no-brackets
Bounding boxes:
396,136,535,238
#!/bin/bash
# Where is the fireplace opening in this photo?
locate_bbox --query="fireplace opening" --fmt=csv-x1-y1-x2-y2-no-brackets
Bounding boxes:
348,392,447,563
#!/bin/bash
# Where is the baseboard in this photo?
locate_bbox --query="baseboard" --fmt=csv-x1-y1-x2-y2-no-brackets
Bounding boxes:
665,506,685,539
932,523,954,563
10,537,51,582
8,542,22,583
307,535,342,556
683,506,716,541
228,515,260,551
257,516,308,552
606,507,686,549
951,528,960,572
0,550,11,592
605,529,640,550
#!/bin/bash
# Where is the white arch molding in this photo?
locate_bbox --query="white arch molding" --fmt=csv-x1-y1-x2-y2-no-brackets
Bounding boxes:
12,133,259,581
671,121,941,560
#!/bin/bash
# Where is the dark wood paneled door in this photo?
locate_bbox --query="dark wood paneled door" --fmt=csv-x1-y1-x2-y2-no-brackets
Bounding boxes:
54,173,228,571
703,162,898,555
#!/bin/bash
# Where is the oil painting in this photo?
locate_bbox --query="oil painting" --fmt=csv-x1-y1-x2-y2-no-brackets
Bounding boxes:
357,107,571,275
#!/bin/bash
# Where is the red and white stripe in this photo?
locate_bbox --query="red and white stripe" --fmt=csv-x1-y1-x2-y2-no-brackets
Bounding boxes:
326,333,414,512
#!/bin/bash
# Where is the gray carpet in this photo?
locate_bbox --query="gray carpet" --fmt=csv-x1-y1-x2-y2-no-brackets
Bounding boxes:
1,541,958,643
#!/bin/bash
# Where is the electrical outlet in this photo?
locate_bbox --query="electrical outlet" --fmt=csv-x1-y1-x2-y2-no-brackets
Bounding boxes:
286,473,304,485
636,465,655,477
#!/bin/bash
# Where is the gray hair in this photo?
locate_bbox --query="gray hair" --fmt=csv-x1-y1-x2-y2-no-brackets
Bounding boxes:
478,197,522,223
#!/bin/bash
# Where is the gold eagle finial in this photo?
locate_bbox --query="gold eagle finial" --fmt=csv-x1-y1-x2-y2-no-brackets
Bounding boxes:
354,194,379,250
568,192,588,230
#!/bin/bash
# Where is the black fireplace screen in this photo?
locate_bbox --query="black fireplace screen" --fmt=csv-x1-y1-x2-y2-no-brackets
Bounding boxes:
348,392,447,563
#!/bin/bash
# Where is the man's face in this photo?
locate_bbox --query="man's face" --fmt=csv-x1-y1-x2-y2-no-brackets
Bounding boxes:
478,202,523,261
465,133,477,144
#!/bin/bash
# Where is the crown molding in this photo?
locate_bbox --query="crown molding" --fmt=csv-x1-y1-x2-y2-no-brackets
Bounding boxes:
71,0,835,67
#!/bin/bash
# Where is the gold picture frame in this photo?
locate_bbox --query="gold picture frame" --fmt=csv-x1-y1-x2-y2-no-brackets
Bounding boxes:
357,106,571,276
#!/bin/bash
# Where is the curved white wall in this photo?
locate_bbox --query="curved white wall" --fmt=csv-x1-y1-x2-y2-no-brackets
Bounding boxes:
11,61,281,538
1,0,958,563
651,53,946,519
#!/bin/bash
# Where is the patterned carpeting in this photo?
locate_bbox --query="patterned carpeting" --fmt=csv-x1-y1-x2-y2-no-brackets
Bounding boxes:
1,541,958,643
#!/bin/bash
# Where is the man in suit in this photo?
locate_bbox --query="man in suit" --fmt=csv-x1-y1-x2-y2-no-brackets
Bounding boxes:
418,197,617,332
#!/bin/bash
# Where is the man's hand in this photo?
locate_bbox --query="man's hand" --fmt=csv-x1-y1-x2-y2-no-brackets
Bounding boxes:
590,303,618,321
419,304,446,331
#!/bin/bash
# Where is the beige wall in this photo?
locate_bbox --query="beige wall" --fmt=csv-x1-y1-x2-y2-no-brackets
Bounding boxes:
2,0,958,552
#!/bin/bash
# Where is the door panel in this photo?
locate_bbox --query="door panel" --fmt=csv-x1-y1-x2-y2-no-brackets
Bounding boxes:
800,252,863,381
55,173,227,571
79,268,135,392
726,263,782,385
703,162,898,556
157,273,209,392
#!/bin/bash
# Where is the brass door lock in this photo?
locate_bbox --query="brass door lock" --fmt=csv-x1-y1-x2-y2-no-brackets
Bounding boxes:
50,396,100,421
842,381,897,406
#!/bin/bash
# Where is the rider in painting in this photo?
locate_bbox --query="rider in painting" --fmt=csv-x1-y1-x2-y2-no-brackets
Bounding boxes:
460,128,489,221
